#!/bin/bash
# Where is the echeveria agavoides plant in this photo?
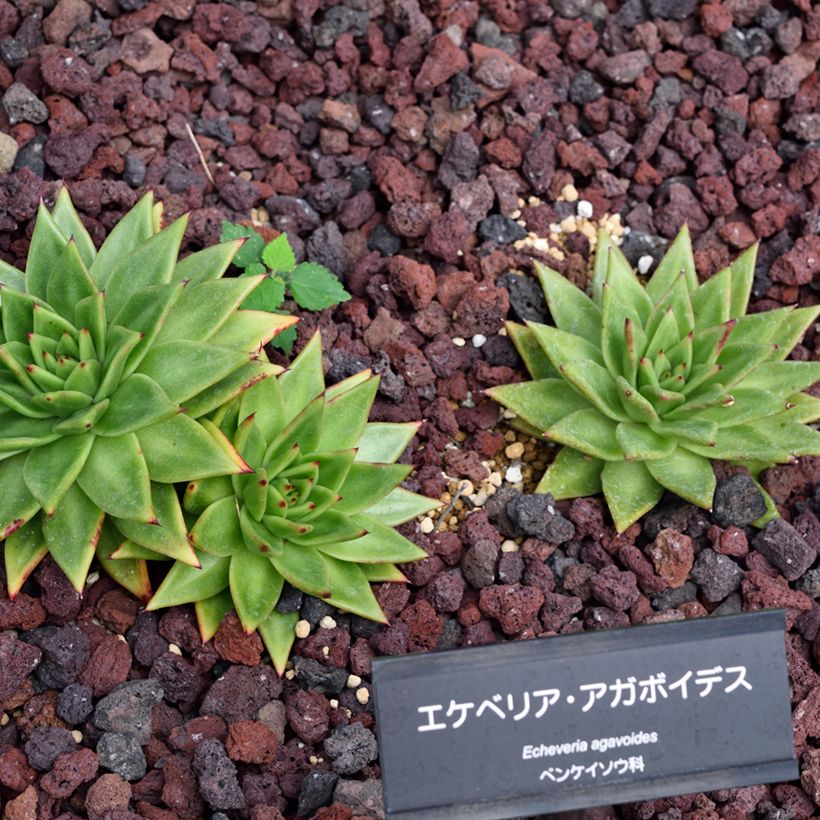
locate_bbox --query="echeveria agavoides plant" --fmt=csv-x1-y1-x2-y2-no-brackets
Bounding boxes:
487,227,820,533
0,189,295,596
145,333,439,673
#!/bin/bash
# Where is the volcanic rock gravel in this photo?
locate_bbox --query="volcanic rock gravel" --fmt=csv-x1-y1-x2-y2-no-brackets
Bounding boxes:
0,0,817,818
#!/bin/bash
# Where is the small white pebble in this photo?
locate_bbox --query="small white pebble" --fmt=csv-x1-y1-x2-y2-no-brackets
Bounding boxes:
309,755,319,765
505,464,523,483
473,490,489,507
1,713,9,726
501,408,518,420
319,615,337,630
505,442,525,459
85,572,99,586
285,669,297,680
71,730,83,743
459,480,475,496
638,255,654,275
321,645,330,657
168,643,182,656
452,337,466,347
577,200,593,219
330,699,339,708
472,334,487,348
294,620,311,639
419,516,435,534
356,687,370,705
488,471,503,487
347,674,362,688
501,539,519,553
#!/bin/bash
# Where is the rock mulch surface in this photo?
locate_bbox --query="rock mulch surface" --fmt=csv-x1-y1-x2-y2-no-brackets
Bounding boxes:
0,0,818,817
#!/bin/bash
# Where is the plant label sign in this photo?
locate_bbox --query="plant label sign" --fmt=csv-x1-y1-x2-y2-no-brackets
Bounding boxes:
372,610,796,820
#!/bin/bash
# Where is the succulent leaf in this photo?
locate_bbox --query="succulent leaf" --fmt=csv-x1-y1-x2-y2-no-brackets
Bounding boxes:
489,226,820,531
0,189,289,590
146,332,436,667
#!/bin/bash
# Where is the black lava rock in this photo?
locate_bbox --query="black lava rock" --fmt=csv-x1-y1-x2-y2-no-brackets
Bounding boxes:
123,154,146,188
498,272,549,323
275,582,305,613
506,493,576,544
300,596,336,629
367,223,402,256
651,581,698,611
569,70,604,104
450,72,484,110
57,683,94,726
362,95,395,135
13,134,46,176
293,657,348,695
324,723,379,775
98,732,147,781
0,38,27,68
690,549,743,602
712,474,767,527
24,726,76,772
28,624,90,689
297,770,339,817
193,739,246,811
478,215,527,245
647,0,696,19
2,82,48,124
753,518,817,581
92,679,164,745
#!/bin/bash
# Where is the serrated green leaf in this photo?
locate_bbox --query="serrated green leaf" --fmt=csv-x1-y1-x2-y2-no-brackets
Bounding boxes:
336,463,413,515
691,265,731,331
536,446,603,499
190,496,244,558
288,263,350,311
173,239,243,285
505,322,558,379
273,543,331,598
46,240,97,321
90,194,155,288
615,422,676,460
729,243,757,319
207,309,298,353
646,225,697,300
559,361,630,422
26,202,69,301
317,514,426,563
95,374,179,437
240,273,286,312
219,222,265,268
262,234,297,273
317,376,379,451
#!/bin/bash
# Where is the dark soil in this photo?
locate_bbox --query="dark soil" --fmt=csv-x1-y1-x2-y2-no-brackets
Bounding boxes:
0,0,818,818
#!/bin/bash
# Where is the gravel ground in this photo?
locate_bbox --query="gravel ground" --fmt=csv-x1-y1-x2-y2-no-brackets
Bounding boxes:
0,0,817,818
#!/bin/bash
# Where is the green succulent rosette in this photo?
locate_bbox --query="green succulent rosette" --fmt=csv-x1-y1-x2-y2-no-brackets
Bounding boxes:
488,226,820,533
145,332,439,673
0,189,296,596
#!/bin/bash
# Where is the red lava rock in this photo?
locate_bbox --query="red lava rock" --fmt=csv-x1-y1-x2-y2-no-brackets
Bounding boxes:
478,584,545,635
400,600,444,651
3,785,37,820
522,129,557,194
40,748,99,798
598,50,651,85
168,716,227,754
388,200,442,239
589,565,640,611
692,49,748,94
85,773,132,820
700,2,734,35
0,746,36,792
743,570,813,628
770,236,820,285
387,256,436,310
78,634,131,697
226,720,278,764
299,627,351,669
39,46,98,95
213,612,263,666
414,33,468,93
286,690,329,743
0,632,41,700
452,284,509,336
161,754,204,820
646,529,695,589
95,588,140,634
618,544,667,596
0,592,46,631
201,665,281,723
443,449,489,484
712,526,749,557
